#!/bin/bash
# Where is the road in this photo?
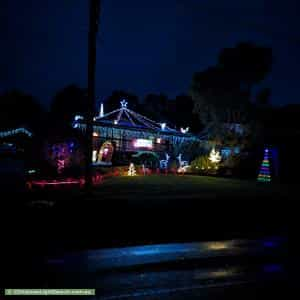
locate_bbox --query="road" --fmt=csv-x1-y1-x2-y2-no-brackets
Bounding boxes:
1,237,289,299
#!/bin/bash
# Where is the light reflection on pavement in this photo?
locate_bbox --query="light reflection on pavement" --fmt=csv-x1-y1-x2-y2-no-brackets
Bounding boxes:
44,237,287,299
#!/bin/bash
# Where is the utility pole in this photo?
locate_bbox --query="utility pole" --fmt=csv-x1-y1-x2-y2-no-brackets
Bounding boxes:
85,0,100,192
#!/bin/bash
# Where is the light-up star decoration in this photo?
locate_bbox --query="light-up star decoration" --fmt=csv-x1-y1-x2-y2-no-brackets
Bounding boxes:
120,99,128,108
209,147,221,163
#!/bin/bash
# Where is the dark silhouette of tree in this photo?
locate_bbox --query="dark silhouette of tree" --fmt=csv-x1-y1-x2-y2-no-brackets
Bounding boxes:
104,90,140,112
142,93,169,122
191,42,273,130
0,90,45,134
218,42,273,94
256,88,271,106
50,84,87,125
167,94,203,133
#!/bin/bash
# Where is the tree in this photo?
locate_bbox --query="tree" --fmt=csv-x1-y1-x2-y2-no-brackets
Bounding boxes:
257,148,271,182
128,163,136,176
142,93,169,122
191,67,247,127
105,90,140,112
50,84,87,125
190,42,273,137
256,88,271,106
218,42,273,94
169,94,202,133
0,90,46,135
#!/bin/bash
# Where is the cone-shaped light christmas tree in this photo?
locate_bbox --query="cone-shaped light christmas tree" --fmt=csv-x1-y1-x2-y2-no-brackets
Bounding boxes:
128,163,137,176
257,148,271,182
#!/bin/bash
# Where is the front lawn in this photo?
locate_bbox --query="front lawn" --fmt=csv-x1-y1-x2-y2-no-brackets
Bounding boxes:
92,174,292,202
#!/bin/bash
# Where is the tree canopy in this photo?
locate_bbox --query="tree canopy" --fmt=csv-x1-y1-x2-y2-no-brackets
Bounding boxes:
190,42,273,128
0,90,45,134
50,84,87,124
104,90,140,113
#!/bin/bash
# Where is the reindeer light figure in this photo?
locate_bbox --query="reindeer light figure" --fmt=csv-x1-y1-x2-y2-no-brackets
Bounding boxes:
177,153,190,174
160,153,170,169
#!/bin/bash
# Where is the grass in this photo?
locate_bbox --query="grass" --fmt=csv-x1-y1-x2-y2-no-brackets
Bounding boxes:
3,174,292,252
91,174,293,202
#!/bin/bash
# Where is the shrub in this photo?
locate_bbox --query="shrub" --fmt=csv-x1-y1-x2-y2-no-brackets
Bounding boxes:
190,155,218,174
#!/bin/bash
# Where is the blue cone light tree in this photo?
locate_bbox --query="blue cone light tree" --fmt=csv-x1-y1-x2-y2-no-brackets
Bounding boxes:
257,148,271,182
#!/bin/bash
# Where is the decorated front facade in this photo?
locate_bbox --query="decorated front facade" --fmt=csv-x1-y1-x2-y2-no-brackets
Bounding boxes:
73,100,201,166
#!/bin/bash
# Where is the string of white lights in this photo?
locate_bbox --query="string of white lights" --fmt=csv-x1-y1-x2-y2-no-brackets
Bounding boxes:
127,108,163,127
95,108,120,120
129,110,162,131
116,109,123,123
124,109,136,126
127,109,167,131
129,108,177,132
0,127,33,138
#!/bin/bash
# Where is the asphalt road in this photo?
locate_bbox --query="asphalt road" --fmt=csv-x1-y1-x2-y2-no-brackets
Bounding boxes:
1,236,289,297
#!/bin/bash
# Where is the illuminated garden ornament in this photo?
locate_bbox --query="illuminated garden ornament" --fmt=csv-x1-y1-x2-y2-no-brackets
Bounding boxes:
257,148,271,182
209,148,221,163
160,123,166,130
99,102,104,117
128,163,137,176
57,159,65,174
180,127,189,134
92,150,97,162
160,153,170,169
177,153,190,174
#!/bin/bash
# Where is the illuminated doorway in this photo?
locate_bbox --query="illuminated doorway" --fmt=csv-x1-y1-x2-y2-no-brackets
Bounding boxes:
98,141,114,163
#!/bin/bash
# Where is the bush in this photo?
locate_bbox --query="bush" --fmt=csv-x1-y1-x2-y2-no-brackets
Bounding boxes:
132,153,159,169
190,155,218,175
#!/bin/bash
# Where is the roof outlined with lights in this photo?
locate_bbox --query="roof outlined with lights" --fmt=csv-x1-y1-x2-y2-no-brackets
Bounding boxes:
94,100,179,134
73,100,202,142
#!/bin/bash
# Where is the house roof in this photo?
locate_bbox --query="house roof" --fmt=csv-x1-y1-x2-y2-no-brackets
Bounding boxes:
94,100,178,133
73,100,200,140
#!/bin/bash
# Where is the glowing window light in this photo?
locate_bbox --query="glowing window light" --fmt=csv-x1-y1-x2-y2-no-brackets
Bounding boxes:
93,132,98,137
133,139,153,149
156,138,161,143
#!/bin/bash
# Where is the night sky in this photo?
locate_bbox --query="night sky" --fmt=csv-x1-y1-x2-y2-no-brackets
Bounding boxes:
1,0,300,108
